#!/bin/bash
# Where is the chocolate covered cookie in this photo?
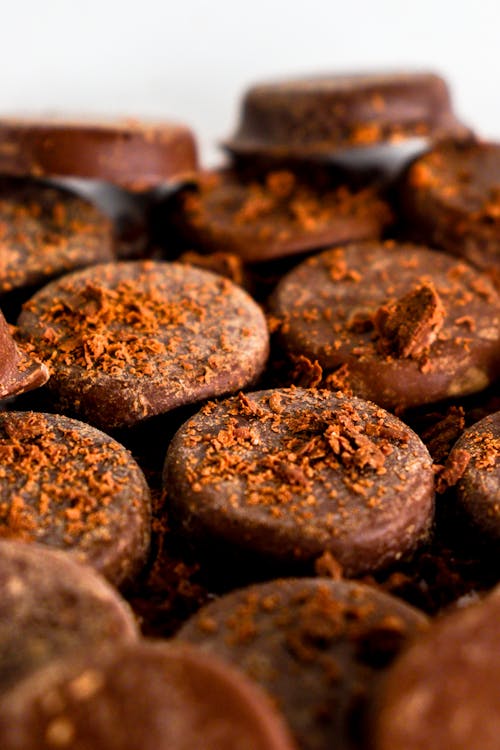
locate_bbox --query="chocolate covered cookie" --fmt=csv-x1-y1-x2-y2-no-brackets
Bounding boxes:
225,72,469,160
0,177,113,297
17,261,269,429
272,242,500,411
164,168,392,262
0,641,296,750
0,118,198,190
164,388,434,575
0,540,138,695
372,588,500,750
401,140,500,285
178,578,428,750
0,411,151,586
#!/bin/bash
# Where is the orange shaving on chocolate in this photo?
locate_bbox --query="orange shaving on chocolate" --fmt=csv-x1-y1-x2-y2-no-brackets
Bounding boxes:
373,282,446,359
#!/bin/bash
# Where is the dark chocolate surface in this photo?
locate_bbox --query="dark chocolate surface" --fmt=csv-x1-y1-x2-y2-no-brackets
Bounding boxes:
0,176,113,296
272,241,500,411
0,309,48,398
177,577,428,750
0,411,151,587
16,261,270,429
0,540,138,696
447,410,500,542
225,72,469,159
0,641,297,750
372,587,500,750
401,140,500,286
0,118,198,190
163,167,392,262
165,388,434,576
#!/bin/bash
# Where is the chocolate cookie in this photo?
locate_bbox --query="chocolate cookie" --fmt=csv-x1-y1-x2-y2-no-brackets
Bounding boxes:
164,168,392,262
442,411,500,542
0,411,151,587
372,588,500,750
0,641,297,750
0,309,48,398
164,388,434,575
17,261,269,429
272,242,500,411
225,72,469,160
177,578,428,750
0,118,198,190
401,140,500,286
0,539,138,695
0,177,113,297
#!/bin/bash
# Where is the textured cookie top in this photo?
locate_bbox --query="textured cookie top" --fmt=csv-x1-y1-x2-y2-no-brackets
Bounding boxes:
165,387,434,574
17,261,269,429
225,72,469,158
272,241,500,411
0,117,198,190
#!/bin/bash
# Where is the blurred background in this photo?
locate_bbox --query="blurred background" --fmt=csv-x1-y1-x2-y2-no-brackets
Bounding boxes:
1,0,498,164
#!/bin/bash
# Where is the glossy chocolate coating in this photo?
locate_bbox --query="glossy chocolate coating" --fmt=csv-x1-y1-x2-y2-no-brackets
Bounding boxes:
178,578,428,750
164,388,435,575
0,411,151,587
0,118,198,190
17,261,269,430
0,641,297,750
372,588,500,750
272,241,500,411
225,72,469,159
0,540,138,696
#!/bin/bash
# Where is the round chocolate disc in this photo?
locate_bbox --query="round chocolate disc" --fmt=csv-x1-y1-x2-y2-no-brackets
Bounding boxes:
449,411,500,542
372,589,500,750
0,539,138,696
17,261,269,429
0,118,198,191
0,177,113,296
164,168,392,262
177,577,428,750
164,388,435,575
0,641,296,750
401,140,500,286
225,72,469,160
272,241,500,411
0,411,151,587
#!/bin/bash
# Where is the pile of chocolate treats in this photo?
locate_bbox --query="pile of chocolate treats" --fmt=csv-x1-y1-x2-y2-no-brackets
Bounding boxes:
0,72,498,750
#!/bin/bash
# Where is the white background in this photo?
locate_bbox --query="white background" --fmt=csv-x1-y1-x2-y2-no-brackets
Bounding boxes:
1,0,499,164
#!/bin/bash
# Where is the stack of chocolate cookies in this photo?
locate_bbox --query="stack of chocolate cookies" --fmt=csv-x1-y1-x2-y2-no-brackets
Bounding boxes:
0,72,498,749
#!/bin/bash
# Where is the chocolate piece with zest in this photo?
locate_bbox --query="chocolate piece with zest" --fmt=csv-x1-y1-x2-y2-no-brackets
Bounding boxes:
225,72,470,160
178,578,428,750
